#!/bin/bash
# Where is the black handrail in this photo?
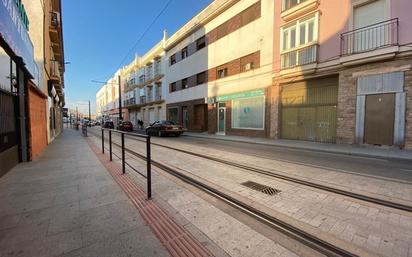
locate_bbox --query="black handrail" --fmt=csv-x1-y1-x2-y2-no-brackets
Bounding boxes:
340,18,399,56
101,128,152,199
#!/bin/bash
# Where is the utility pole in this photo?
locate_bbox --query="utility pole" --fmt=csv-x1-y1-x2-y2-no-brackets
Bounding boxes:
88,100,91,121
118,75,122,122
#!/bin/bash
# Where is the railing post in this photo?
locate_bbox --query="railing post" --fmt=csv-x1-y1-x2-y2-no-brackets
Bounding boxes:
101,129,104,154
109,130,112,161
146,135,151,199
121,133,125,174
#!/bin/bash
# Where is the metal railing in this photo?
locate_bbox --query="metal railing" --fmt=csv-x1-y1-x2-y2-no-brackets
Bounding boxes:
101,128,152,199
341,18,398,56
124,98,136,106
281,44,318,69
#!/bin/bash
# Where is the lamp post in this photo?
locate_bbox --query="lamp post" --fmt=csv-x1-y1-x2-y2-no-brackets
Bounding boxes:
118,75,122,122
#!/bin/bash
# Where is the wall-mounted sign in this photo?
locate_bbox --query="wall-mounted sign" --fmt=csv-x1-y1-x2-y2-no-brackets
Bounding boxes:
216,89,265,102
0,0,36,78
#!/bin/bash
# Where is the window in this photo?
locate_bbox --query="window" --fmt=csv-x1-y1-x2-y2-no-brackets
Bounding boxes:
196,36,206,50
281,13,318,52
170,54,176,65
241,62,254,72
232,96,265,129
170,82,176,92
181,47,188,59
181,78,188,89
282,0,308,11
196,72,207,85
168,108,179,124
217,68,228,79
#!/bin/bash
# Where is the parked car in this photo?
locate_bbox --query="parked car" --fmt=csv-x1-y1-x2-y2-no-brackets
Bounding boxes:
118,121,133,132
146,120,184,137
102,121,114,129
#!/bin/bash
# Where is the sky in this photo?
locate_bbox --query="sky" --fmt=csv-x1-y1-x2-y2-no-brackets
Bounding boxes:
63,0,213,115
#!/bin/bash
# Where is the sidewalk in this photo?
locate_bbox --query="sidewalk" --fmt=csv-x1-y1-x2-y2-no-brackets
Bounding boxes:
182,132,412,161
0,129,170,257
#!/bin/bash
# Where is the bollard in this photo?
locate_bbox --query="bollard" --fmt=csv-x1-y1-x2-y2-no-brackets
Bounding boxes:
109,130,112,161
121,133,125,174
101,129,104,154
146,136,151,199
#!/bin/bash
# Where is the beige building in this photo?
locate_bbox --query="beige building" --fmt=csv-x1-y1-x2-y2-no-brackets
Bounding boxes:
123,37,167,128
164,0,274,136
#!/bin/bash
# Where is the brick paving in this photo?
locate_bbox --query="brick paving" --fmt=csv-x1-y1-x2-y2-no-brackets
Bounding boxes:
101,131,412,257
0,129,170,257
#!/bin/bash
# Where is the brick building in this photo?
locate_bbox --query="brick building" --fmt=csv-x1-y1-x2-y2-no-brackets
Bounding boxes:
271,0,412,149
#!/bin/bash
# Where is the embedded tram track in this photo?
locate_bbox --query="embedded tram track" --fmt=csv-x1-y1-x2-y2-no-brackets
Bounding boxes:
113,131,412,213
89,130,358,257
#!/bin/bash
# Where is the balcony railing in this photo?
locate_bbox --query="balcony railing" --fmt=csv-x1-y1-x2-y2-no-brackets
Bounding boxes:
50,60,61,81
140,96,146,105
281,44,318,70
341,18,398,56
155,94,162,101
124,98,135,106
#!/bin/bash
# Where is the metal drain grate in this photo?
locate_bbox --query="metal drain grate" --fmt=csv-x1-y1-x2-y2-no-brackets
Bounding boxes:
241,181,281,196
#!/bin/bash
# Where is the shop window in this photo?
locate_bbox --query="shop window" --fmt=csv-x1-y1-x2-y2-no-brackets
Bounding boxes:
196,71,207,85
170,82,177,92
232,96,265,129
217,68,228,79
168,108,178,123
182,78,188,89
196,36,206,50
181,47,188,59
170,54,176,65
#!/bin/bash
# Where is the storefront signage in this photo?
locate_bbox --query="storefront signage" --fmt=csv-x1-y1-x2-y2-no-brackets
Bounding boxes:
0,0,36,78
216,89,265,102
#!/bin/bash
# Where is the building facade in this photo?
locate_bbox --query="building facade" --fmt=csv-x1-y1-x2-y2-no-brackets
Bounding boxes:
95,70,128,125
0,0,65,176
123,37,167,128
271,0,412,149
164,0,274,136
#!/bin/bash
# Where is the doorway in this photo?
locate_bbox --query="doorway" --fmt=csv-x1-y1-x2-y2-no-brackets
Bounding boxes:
364,93,395,145
217,103,226,134
182,106,188,129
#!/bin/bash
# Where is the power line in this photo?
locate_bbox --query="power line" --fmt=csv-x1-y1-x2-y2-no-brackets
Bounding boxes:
115,0,173,73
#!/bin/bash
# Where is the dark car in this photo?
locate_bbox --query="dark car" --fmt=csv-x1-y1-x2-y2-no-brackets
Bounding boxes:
102,121,114,129
146,120,184,137
118,121,133,132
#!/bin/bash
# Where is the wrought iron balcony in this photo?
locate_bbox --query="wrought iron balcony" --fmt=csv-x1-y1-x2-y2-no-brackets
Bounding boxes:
341,18,398,56
280,44,318,70
124,98,136,106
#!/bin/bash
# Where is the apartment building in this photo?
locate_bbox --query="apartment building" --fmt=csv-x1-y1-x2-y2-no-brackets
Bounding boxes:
23,0,66,153
272,0,412,149
164,0,275,136
0,0,65,176
123,37,167,127
96,70,128,124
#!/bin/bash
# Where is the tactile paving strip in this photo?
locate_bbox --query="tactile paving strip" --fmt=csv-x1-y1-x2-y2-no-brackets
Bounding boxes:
86,137,214,257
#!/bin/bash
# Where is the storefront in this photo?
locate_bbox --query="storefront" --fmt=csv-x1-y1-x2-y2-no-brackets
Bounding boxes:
167,99,208,132
280,76,338,143
209,88,269,137
0,0,38,175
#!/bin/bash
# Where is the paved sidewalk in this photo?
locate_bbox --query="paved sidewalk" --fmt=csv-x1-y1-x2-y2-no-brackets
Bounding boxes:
182,132,412,161
0,129,170,257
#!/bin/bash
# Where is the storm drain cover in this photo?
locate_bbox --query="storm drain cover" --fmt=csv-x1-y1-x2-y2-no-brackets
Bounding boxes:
241,181,281,196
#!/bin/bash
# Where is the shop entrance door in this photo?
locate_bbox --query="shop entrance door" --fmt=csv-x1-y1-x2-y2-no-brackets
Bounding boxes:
217,104,226,134
364,93,395,145
182,107,189,129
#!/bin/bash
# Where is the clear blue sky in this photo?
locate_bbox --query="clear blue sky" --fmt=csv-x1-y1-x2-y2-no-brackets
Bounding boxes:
63,0,212,114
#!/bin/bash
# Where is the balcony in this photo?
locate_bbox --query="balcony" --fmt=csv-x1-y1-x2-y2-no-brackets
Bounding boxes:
341,19,398,56
154,94,162,101
49,60,61,82
49,12,60,43
124,98,136,107
281,44,318,70
281,0,318,21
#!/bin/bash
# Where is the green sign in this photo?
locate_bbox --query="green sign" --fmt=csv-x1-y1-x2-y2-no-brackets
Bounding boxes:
216,89,265,102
